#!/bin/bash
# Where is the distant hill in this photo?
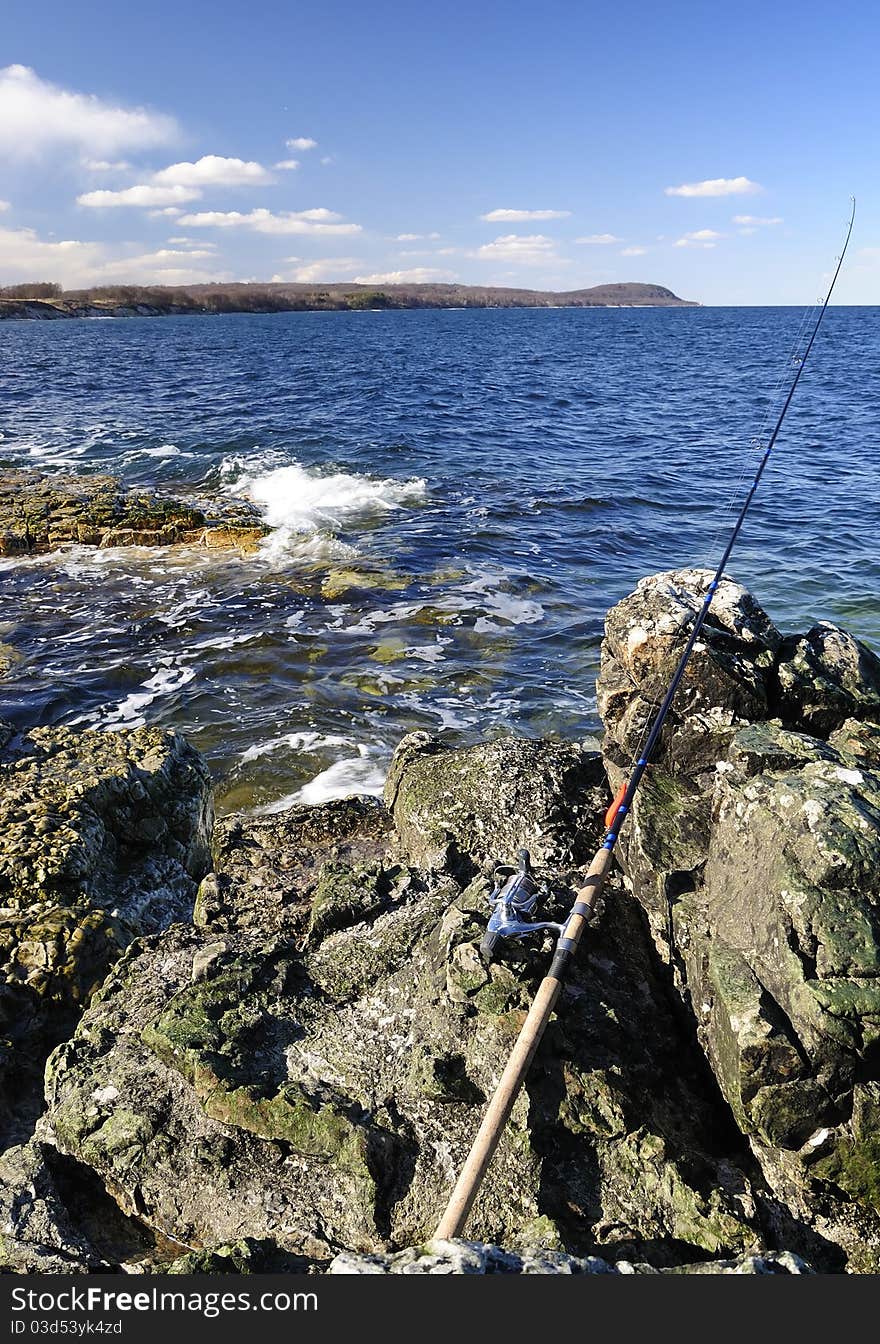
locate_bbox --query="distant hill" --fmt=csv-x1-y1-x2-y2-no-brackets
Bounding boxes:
0,280,699,321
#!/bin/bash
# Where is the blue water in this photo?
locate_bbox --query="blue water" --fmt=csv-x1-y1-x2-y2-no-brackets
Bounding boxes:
0,306,877,812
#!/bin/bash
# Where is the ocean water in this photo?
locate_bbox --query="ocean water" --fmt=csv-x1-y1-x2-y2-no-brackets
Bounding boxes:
0,306,877,813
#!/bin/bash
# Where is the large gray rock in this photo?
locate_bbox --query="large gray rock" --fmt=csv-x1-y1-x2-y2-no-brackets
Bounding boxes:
597,569,880,1271
0,724,212,1148
37,783,763,1270
385,732,606,875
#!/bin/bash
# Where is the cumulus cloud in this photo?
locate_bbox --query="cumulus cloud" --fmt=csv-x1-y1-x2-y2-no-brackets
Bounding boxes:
283,257,362,282
0,199,9,212
275,159,299,170
77,184,201,208
575,233,620,244
177,207,360,236
82,158,131,172
395,231,441,241
665,176,761,197
352,267,457,284
0,223,109,286
475,234,558,263
732,215,783,226
620,246,647,256
286,137,317,151
0,64,176,157
0,221,233,287
673,229,721,249
101,248,228,278
480,208,570,222
152,155,273,187
165,237,218,251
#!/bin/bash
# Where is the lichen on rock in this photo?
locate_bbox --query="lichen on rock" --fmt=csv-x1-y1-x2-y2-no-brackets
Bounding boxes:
598,567,880,1268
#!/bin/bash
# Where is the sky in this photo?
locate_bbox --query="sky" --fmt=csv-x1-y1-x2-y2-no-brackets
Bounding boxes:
1,0,877,304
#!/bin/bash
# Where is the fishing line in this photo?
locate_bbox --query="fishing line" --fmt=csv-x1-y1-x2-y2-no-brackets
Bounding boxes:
623,234,847,787
434,202,855,1241
604,200,856,841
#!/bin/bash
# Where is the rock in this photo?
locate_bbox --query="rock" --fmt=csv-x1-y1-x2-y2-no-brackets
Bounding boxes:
328,1238,811,1274
0,724,212,1148
774,623,880,736
40,790,763,1269
597,568,880,1270
385,732,607,876
0,1138,160,1273
0,468,270,556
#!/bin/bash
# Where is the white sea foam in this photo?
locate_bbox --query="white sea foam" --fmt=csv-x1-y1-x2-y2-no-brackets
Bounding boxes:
240,730,351,765
142,444,182,458
225,458,426,561
255,749,387,812
98,664,197,729
190,631,260,652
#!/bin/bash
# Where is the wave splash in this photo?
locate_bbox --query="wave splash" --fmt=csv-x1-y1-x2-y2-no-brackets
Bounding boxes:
228,459,427,554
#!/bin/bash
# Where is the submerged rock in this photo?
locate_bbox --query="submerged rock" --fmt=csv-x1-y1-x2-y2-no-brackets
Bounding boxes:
0,468,269,556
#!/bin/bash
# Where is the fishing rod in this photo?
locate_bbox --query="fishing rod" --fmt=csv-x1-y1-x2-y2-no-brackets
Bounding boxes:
433,198,856,1242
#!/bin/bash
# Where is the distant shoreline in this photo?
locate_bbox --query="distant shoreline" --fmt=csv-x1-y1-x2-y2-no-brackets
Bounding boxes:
0,280,699,322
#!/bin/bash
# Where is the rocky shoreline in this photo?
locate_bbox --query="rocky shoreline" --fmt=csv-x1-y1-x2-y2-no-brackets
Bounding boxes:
0,281,698,323
2,569,880,1274
0,469,269,556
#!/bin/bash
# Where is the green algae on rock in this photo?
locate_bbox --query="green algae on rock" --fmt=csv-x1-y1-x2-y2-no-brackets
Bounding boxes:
598,568,880,1268
0,468,269,556
38,783,761,1268
0,722,212,1148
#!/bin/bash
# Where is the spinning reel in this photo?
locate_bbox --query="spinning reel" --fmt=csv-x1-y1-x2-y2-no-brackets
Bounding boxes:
479,848,564,963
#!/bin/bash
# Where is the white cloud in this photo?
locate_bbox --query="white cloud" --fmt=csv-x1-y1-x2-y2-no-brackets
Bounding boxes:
732,214,782,226
353,267,457,284
286,137,317,151
320,155,334,166
97,248,225,278
283,257,362,282
163,233,216,247
0,223,108,286
620,246,647,256
0,199,9,212
395,231,441,241
178,207,360,236
0,223,229,288
82,158,131,172
148,207,184,218
152,155,273,187
77,184,201,208
480,208,571,222
0,64,176,157
275,159,299,170
475,234,558,264
575,233,620,244
673,229,721,249
665,176,761,197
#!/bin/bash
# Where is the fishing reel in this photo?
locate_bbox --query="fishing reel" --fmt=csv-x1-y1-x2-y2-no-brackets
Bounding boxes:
479,848,565,963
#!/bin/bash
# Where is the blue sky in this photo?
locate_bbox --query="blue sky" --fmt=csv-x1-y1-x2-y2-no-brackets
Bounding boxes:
1,0,876,303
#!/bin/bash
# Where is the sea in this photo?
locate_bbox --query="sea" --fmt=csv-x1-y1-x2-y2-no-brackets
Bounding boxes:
0,305,877,814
